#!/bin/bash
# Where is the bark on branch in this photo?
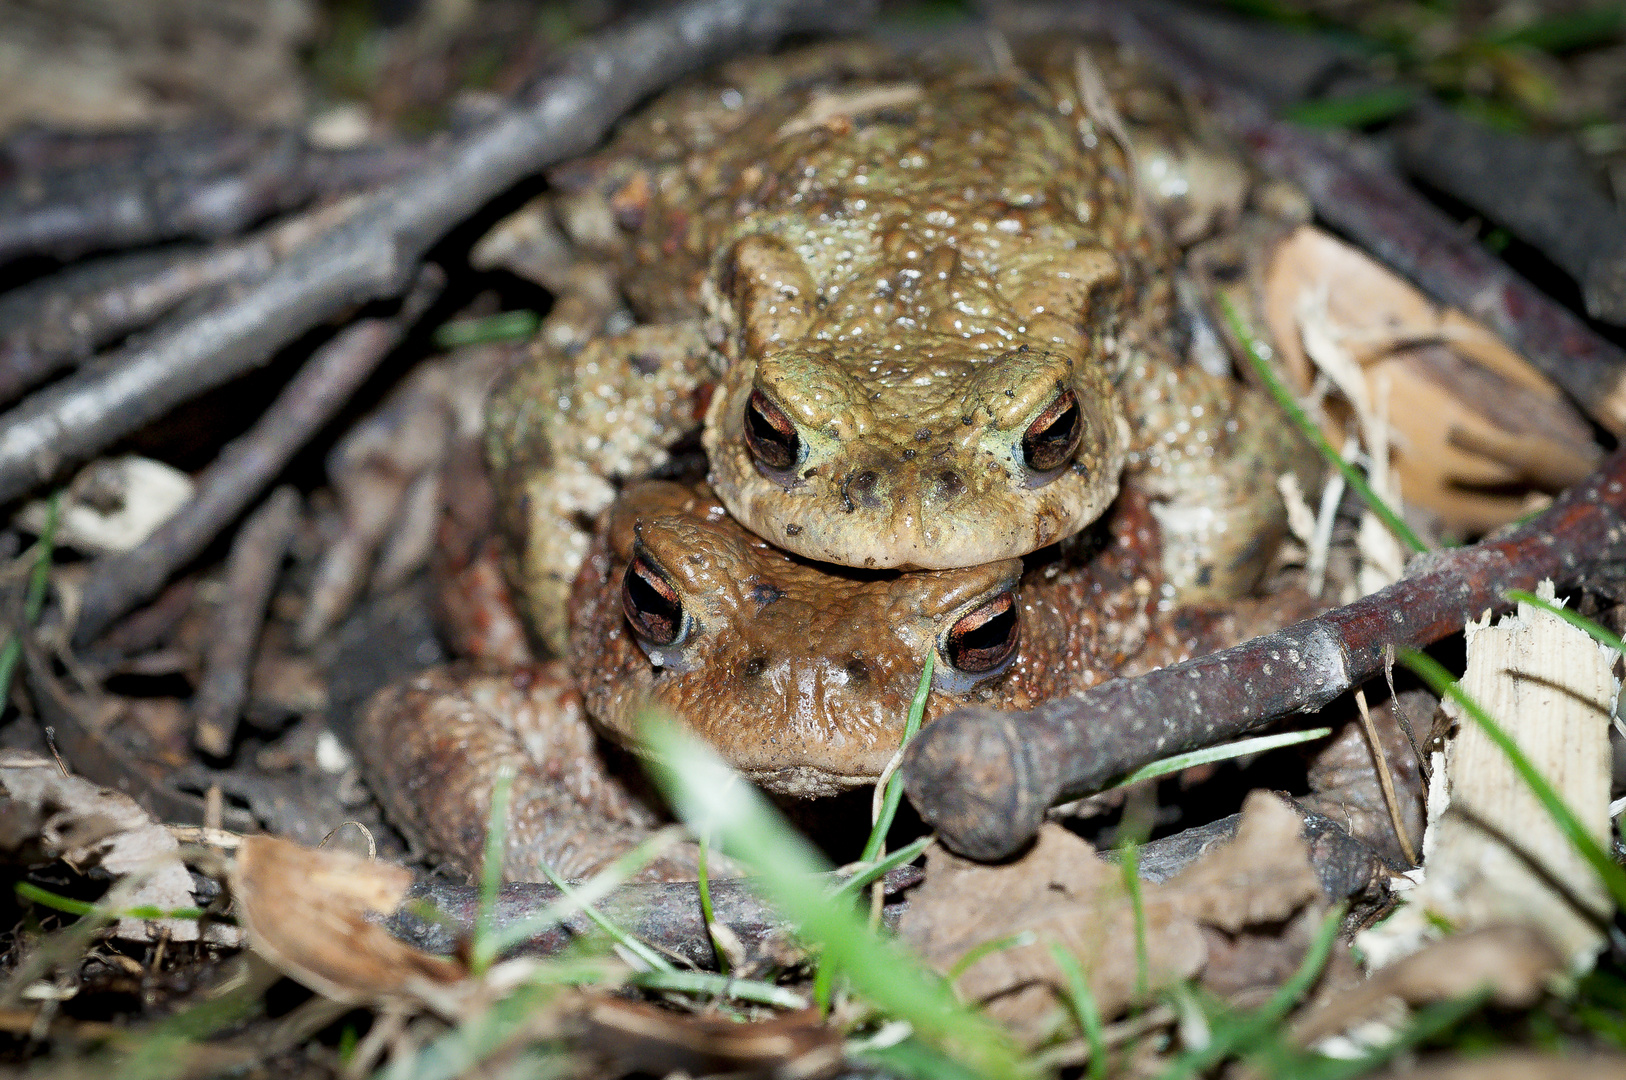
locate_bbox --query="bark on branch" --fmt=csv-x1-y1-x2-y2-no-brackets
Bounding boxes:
902,446,1626,861
0,0,874,506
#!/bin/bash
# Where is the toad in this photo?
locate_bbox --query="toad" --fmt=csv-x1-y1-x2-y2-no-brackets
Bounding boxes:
483,39,1314,654
355,480,1311,880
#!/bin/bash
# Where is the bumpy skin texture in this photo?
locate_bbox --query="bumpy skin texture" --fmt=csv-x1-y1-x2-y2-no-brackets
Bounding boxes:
569,480,1266,797
488,39,1312,603
355,662,716,882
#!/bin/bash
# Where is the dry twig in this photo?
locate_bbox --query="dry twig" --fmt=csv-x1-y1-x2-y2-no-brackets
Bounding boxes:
0,0,874,506
71,268,443,647
192,487,301,757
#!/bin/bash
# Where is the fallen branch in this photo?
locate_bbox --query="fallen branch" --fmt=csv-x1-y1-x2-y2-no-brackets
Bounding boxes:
192,487,301,757
901,445,1626,860
384,805,1387,965
0,0,874,507
0,199,364,407
1396,104,1626,327
0,125,422,265
71,268,442,647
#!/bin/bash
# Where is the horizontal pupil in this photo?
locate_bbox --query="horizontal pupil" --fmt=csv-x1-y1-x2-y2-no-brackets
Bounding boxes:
624,558,681,644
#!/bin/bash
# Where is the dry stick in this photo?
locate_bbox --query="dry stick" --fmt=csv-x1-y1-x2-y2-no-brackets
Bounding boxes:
901,445,1626,861
384,805,1385,964
1353,687,1416,866
1012,0,1626,435
0,199,365,407
0,126,423,264
1397,104,1626,327
0,0,873,508
192,487,301,757
70,269,442,647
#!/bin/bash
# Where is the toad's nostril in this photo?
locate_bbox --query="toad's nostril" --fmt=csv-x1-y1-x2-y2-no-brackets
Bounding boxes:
936,469,966,499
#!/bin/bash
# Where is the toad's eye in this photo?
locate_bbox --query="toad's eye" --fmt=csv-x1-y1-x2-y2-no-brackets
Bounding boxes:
943,591,1020,675
1022,389,1082,474
622,555,684,646
744,389,801,472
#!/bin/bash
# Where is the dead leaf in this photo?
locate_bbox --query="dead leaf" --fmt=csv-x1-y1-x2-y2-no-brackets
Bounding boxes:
1261,225,1599,531
583,1000,843,1079
0,750,214,943
229,834,461,1004
900,791,1323,1043
1293,924,1561,1048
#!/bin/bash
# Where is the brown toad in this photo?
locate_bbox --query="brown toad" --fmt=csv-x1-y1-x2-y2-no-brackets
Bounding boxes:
356,479,1312,881
483,39,1312,653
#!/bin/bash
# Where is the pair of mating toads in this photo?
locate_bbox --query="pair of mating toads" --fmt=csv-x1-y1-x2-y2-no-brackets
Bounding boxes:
356,36,1325,883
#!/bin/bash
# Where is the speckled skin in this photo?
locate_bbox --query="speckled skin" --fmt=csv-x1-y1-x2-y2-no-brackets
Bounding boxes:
485,40,1311,648
568,480,1263,798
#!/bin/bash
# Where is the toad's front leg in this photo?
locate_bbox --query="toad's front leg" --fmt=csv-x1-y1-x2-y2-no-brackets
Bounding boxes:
355,661,712,883
1124,358,1319,605
484,321,713,654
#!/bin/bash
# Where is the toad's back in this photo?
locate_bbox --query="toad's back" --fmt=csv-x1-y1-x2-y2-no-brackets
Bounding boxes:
555,44,1167,569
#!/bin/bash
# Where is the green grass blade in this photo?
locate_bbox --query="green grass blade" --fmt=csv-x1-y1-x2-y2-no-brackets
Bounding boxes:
639,714,1024,1080
948,931,1036,984
1155,904,1344,1079
432,310,540,349
1049,943,1110,1080
1220,297,1429,555
536,861,674,973
696,832,726,974
1506,590,1626,656
480,823,686,959
1397,648,1626,912
862,650,935,864
0,490,60,709
1106,728,1333,791
470,765,516,974
15,881,205,921
1283,87,1416,128
1478,6,1626,52
629,969,807,1009
1120,841,1151,1003
833,834,935,900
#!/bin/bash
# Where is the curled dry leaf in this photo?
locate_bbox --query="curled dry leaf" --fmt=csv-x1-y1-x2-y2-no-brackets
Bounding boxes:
1292,924,1561,1048
0,750,218,943
228,834,461,1004
1261,225,1599,532
583,999,843,1079
899,791,1323,1043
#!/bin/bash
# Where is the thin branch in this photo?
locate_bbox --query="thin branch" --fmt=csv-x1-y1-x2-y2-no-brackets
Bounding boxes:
0,125,423,264
902,445,1626,860
70,268,442,647
0,0,874,506
383,804,1386,964
192,487,301,757
0,199,363,407
1397,104,1626,326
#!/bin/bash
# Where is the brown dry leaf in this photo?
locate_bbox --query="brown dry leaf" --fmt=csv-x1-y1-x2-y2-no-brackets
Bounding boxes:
1261,225,1599,531
0,750,216,943
1292,924,1561,1048
229,834,461,1004
583,999,843,1079
899,791,1322,1042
